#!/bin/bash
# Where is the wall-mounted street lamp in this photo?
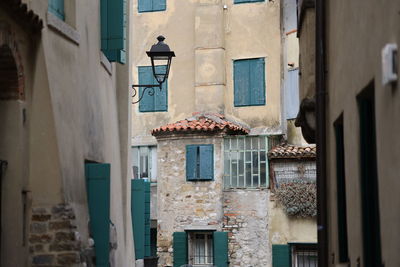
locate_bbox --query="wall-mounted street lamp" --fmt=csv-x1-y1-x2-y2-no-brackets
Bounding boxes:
132,36,175,104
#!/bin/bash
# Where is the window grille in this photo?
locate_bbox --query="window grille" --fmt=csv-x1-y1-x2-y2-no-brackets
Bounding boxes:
292,244,318,267
132,146,157,182
189,233,213,266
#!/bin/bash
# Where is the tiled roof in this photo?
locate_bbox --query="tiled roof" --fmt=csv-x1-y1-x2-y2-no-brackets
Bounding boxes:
151,112,250,136
268,143,316,159
1,0,43,33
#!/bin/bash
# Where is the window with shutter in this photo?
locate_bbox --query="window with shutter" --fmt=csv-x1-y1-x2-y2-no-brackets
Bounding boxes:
138,0,167,13
131,179,151,259
234,58,266,107
173,232,188,267
272,244,291,267
101,0,127,64
186,144,214,181
213,232,228,267
234,0,265,5
48,0,65,20
138,66,168,112
85,163,111,267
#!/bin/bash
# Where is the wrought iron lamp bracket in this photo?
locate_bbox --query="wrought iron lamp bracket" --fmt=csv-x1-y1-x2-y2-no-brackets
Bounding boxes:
131,83,162,104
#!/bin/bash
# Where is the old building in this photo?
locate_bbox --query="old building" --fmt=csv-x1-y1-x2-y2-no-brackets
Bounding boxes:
297,0,400,266
130,0,317,267
0,0,134,266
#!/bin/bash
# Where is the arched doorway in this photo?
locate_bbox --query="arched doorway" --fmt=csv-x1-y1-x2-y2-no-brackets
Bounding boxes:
0,38,27,266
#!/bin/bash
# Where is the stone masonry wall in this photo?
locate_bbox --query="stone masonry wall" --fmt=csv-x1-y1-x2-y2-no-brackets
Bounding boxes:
29,204,83,267
156,135,224,267
223,190,271,267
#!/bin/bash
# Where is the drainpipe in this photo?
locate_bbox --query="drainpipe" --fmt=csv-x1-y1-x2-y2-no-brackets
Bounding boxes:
315,0,328,266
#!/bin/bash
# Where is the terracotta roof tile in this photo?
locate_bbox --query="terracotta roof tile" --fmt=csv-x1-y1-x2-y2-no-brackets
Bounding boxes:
268,143,316,159
151,112,250,136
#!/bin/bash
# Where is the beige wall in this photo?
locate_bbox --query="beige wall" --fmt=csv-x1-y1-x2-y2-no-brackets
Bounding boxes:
0,0,134,265
325,0,400,266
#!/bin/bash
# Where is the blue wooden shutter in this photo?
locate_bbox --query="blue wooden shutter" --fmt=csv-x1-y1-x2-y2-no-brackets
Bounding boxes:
85,163,111,267
173,232,188,267
153,0,167,11
285,68,300,119
234,60,250,106
154,65,168,111
101,0,126,64
132,179,145,259
144,181,151,257
272,244,291,267
250,58,266,105
48,0,65,20
138,0,153,12
186,145,197,181
139,66,155,112
234,0,265,3
199,145,213,180
213,232,228,267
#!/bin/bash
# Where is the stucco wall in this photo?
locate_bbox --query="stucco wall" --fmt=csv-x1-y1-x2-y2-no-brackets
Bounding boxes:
324,0,400,266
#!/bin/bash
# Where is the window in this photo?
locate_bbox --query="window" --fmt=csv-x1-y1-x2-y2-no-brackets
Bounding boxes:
138,66,168,112
138,0,166,13
224,136,268,188
173,232,228,267
48,0,65,20
272,244,317,267
132,146,157,182
234,0,265,4
101,0,127,64
233,58,265,107
186,145,214,181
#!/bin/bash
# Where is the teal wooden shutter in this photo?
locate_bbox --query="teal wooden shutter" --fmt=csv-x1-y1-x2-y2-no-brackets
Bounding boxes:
48,0,65,20
272,244,291,267
132,179,145,259
85,163,111,267
154,65,168,111
250,58,266,105
186,145,197,180
199,145,213,180
173,232,188,267
101,0,126,64
213,232,228,267
234,0,265,3
139,66,155,112
138,0,152,13
234,60,250,106
153,0,167,11
144,181,151,257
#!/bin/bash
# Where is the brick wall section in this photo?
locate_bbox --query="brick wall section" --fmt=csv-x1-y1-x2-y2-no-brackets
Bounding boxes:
222,190,271,267
29,204,82,266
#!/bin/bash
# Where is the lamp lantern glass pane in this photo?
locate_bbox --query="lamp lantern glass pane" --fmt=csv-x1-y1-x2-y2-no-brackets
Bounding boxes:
146,36,175,84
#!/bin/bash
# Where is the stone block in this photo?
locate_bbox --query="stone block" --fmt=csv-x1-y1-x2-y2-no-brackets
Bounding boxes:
32,254,55,265
56,252,80,265
29,234,52,244
55,232,75,242
50,242,78,252
30,222,48,234
32,214,51,222
195,5,224,48
195,49,225,86
49,220,71,230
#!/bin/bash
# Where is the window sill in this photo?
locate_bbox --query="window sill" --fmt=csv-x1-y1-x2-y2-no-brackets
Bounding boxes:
47,12,80,45
223,187,269,192
100,52,113,76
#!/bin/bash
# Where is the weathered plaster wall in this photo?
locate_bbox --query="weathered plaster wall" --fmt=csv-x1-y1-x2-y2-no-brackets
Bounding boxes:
156,134,224,267
223,190,271,267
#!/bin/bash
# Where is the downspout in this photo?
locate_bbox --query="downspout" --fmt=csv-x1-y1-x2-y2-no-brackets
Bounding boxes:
315,0,328,266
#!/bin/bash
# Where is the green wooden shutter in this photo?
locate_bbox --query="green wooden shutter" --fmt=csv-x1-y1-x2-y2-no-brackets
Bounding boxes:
144,181,151,257
173,232,188,267
153,0,167,12
154,65,168,111
139,66,155,112
85,163,111,267
132,179,145,259
200,145,213,180
272,244,291,267
48,0,65,20
186,145,197,181
213,232,228,267
250,58,266,105
234,60,250,106
101,0,126,64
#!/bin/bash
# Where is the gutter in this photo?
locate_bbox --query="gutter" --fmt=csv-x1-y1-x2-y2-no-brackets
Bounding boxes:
315,0,328,266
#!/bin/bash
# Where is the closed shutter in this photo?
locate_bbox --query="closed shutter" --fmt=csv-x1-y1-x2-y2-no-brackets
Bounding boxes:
131,179,145,259
186,145,197,181
101,0,126,63
153,0,167,11
85,163,111,267
199,145,213,180
48,0,65,20
250,58,266,105
213,232,228,267
154,65,168,111
139,67,155,112
285,68,300,119
144,181,151,257
272,244,291,267
234,60,250,106
173,232,188,267
138,0,152,13
234,0,264,3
